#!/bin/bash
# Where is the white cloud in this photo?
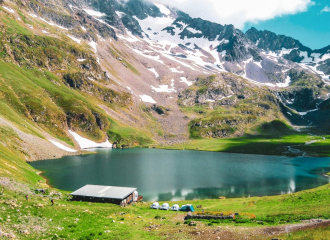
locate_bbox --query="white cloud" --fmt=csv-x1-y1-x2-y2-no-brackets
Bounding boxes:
149,0,315,28
321,6,330,13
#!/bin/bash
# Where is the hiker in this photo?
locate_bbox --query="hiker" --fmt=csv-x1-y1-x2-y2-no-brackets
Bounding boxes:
25,195,28,201
51,199,54,206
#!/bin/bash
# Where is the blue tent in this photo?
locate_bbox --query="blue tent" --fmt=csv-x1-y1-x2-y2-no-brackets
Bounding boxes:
180,204,195,212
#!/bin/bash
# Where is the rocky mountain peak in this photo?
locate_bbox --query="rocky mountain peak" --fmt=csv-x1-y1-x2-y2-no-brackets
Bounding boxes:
245,27,310,53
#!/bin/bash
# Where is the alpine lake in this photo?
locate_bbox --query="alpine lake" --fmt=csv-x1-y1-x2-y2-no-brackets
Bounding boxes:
31,149,330,202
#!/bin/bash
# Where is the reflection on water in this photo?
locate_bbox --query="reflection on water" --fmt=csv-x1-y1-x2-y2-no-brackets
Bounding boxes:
31,149,330,201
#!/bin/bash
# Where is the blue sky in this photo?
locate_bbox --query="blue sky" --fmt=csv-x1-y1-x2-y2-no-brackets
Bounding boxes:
243,0,330,49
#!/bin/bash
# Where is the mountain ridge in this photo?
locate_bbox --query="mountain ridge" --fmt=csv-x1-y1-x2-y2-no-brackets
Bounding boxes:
0,0,330,160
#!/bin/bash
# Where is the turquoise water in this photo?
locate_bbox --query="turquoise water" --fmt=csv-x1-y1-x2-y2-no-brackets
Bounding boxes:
31,149,330,201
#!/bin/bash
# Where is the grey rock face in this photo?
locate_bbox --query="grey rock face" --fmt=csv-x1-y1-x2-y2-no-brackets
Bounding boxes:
318,59,330,76
246,27,310,54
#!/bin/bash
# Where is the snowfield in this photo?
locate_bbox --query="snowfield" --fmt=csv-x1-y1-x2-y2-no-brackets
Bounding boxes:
140,95,157,103
68,130,112,149
180,77,193,86
131,15,230,74
148,68,159,78
3,7,15,14
186,27,203,34
170,68,184,73
151,79,176,93
88,41,97,53
49,140,77,153
115,11,126,18
83,9,106,17
129,47,165,65
154,3,171,15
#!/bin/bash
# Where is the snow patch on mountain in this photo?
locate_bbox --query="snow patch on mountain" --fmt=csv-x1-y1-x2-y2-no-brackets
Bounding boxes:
3,7,15,14
88,41,97,52
154,3,171,15
254,61,262,68
118,30,140,43
180,77,193,86
68,35,81,44
220,95,233,100
115,11,125,18
299,61,330,81
29,13,69,30
68,130,112,149
83,9,106,17
151,84,175,93
186,27,202,34
300,51,313,63
140,95,157,103
148,68,159,78
131,15,228,73
276,76,291,88
170,68,184,73
129,47,165,65
152,79,176,93
49,140,77,152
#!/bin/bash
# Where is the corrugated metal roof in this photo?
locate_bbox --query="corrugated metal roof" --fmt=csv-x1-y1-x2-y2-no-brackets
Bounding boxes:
70,185,137,200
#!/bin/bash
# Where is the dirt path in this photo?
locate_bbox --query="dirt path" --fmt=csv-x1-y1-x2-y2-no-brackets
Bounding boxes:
259,219,330,236
181,219,330,240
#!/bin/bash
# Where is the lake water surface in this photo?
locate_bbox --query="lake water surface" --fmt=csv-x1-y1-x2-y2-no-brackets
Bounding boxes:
31,149,330,201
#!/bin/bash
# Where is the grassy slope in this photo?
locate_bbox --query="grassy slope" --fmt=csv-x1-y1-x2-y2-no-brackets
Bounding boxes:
0,6,154,148
161,133,330,156
167,73,330,157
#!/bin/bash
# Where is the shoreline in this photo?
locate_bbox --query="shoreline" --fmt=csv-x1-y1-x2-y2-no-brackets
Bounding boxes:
36,171,54,188
32,145,323,163
34,171,330,204
34,168,330,202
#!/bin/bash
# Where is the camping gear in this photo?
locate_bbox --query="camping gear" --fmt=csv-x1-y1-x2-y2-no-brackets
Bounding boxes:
160,203,170,210
170,204,180,211
150,202,160,209
180,204,194,212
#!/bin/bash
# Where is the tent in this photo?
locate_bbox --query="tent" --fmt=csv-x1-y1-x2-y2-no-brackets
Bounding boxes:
170,204,180,211
180,204,194,212
160,203,170,210
150,202,160,209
